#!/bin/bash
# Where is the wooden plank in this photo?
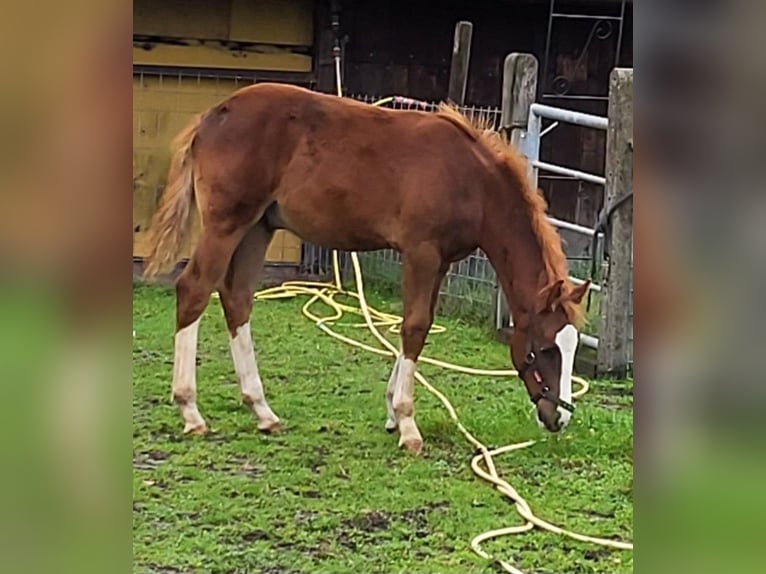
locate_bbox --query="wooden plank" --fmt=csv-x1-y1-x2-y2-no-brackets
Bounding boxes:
132,88,178,112
496,53,538,330
133,149,169,191
135,0,313,46
313,0,336,93
391,65,409,95
133,44,312,73
134,110,163,141
447,21,473,105
133,0,231,40
133,56,309,264
597,68,633,378
265,231,302,264
229,0,313,46
502,52,538,186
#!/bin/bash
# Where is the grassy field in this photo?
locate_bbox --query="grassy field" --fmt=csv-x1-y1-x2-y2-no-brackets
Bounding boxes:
133,283,633,574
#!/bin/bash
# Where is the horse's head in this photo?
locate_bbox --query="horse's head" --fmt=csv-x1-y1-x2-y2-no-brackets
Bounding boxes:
509,279,591,432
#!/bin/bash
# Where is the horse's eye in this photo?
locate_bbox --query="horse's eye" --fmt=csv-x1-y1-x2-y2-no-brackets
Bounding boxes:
525,351,536,364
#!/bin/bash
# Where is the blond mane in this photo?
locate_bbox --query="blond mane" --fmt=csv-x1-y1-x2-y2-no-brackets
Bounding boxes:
436,104,585,327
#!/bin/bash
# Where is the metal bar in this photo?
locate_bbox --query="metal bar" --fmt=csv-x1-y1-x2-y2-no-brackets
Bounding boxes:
132,64,315,85
580,333,599,350
570,276,601,293
543,0,555,101
530,103,608,130
448,21,473,105
540,121,559,137
520,106,542,175
507,318,600,350
615,0,627,67
539,175,581,181
532,160,606,185
541,94,610,101
547,216,596,237
551,14,623,21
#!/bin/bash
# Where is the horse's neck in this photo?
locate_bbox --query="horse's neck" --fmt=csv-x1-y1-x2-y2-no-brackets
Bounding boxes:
479,195,545,318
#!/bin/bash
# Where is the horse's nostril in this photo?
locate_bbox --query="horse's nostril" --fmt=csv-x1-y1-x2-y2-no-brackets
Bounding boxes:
549,416,564,432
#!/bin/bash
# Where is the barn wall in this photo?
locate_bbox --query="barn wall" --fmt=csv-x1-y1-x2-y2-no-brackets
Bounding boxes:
321,0,633,226
132,0,314,263
134,0,634,264
134,0,314,45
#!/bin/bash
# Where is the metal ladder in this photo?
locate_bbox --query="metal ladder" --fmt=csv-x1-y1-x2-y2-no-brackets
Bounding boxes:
542,0,628,102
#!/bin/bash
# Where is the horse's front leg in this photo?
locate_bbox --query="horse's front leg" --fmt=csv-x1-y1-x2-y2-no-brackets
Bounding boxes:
391,246,447,455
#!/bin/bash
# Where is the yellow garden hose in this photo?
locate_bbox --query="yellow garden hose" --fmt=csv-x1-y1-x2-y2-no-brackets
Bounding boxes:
240,250,631,573
226,71,633,572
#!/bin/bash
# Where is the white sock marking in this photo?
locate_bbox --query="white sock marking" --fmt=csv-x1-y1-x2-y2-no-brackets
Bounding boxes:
172,317,206,431
392,358,417,414
555,323,579,427
230,322,278,427
392,358,421,446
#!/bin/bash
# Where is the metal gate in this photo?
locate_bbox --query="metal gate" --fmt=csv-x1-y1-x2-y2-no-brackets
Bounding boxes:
298,67,633,377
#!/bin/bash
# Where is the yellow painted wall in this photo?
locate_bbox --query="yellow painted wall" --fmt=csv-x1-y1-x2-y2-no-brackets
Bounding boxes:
133,0,314,46
133,73,302,264
133,0,311,264
133,43,311,73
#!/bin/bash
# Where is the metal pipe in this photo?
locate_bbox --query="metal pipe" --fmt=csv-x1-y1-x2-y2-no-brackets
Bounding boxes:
547,216,596,236
507,319,600,349
580,333,599,350
551,13,623,21
530,103,608,130
532,160,606,186
540,121,559,138
542,0,555,102
520,107,542,186
542,95,610,101
615,0,627,67
569,276,601,293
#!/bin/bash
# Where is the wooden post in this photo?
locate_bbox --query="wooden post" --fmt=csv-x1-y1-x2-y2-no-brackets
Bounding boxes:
447,21,473,105
502,53,539,184
597,68,634,378
495,53,538,332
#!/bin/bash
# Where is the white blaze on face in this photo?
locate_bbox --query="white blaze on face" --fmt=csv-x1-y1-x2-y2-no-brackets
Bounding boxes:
555,324,579,427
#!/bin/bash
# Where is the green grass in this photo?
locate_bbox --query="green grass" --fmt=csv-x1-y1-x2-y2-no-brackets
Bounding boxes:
133,284,633,574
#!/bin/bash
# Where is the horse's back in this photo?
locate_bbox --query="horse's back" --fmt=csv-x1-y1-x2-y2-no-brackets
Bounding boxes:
191,82,496,257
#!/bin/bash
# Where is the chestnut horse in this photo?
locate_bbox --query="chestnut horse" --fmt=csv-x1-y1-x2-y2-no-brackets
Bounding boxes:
143,83,590,454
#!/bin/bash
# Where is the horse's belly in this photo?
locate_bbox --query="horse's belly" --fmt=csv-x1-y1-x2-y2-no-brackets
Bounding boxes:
268,202,392,252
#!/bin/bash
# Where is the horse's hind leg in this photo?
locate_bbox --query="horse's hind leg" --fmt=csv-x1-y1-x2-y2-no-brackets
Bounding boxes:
218,222,281,433
384,355,403,432
391,245,448,454
173,226,248,435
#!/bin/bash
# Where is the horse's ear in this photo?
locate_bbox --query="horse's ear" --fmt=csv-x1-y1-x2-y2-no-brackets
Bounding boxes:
568,279,591,304
543,279,566,311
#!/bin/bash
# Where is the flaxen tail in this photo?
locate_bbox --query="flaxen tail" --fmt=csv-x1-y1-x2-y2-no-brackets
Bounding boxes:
142,113,203,280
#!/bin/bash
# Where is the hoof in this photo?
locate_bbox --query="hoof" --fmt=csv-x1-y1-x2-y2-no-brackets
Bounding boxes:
385,418,398,433
258,419,282,434
183,421,208,435
399,436,423,455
